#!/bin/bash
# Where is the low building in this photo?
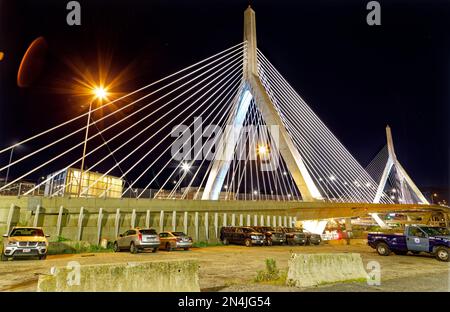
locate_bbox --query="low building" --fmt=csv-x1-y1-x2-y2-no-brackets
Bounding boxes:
44,168,123,198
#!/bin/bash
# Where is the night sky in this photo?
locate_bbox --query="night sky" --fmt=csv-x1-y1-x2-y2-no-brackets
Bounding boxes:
0,0,449,195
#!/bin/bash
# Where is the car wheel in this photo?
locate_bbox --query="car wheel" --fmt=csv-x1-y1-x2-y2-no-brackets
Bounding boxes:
1,252,8,261
183,247,189,251
39,254,47,260
113,242,120,252
130,242,138,254
222,238,229,245
244,239,252,247
376,242,391,256
166,243,172,252
435,247,449,262
152,248,158,253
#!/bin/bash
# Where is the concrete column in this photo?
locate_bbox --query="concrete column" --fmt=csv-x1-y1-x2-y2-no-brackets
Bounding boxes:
184,211,188,234
214,212,219,238
114,209,121,238
131,209,137,228
159,210,164,232
283,216,287,227
239,214,243,226
6,203,15,235
194,212,199,241
289,216,293,227
254,215,258,226
33,205,41,227
97,208,103,245
145,210,151,228
272,216,276,227
293,217,297,227
56,206,64,237
231,213,236,226
278,216,282,227
205,212,209,241
247,215,251,226
172,211,177,231
223,213,227,227
260,215,264,226
266,215,271,226
77,207,84,242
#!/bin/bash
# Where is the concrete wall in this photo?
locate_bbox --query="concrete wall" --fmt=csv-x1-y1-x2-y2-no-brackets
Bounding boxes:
37,259,200,292
1,196,446,244
0,196,297,244
286,253,369,288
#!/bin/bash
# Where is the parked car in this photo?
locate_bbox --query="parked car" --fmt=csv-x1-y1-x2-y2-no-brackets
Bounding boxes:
253,226,286,245
278,227,307,245
220,226,265,247
368,225,450,262
1,227,49,261
159,232,193,251
113,228,160,254
302,230,322,245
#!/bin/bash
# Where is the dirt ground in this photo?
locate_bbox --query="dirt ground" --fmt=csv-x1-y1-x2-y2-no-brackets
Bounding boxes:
0,243,448,292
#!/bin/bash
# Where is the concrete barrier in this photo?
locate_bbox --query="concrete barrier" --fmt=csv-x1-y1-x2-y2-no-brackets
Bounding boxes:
37,259,200,292
287,253,368,288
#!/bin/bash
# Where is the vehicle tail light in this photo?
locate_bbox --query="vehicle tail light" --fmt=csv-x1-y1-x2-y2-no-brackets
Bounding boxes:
138,233,142,241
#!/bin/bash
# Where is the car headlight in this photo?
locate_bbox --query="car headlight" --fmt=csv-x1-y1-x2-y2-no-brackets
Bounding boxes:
38,242,46,246
251,235,258,239
7,241,17,246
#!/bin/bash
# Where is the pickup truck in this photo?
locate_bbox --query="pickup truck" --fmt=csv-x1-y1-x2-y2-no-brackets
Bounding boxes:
368,225,450,262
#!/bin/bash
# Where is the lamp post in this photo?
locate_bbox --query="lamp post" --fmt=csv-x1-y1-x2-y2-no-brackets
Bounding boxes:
431,193,438,204
78,86,108,197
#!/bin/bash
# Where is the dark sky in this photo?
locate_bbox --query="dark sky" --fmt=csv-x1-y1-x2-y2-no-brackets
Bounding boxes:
0,0,449,191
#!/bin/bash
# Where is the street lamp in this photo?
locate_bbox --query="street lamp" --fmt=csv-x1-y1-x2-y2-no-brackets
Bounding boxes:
78,86,109,197
431,193,438,204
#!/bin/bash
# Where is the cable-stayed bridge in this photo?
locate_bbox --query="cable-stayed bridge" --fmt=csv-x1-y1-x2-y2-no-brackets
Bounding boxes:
0,7,446,236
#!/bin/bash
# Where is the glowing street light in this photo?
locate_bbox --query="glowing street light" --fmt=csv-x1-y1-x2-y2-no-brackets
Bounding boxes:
93,86,108,100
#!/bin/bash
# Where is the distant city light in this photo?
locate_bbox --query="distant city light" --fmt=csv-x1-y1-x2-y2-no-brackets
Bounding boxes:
181,163,191,171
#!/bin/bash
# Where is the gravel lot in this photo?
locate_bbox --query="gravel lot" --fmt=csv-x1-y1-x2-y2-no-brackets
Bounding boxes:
0,244,448,292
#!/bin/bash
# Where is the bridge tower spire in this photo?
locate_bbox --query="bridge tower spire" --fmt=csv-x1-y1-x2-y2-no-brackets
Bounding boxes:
202,7,323,201
373,125,429,204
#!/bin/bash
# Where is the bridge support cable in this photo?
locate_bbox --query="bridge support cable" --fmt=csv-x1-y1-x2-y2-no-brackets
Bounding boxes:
79,54,244,197
0,43,245,196
256,50,391,203
257,56,365,202
150,79,245,199
87,56,245,198
24,47,245,197
0,42,246,163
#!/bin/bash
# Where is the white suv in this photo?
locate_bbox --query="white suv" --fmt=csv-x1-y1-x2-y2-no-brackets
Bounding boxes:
2,227,49,261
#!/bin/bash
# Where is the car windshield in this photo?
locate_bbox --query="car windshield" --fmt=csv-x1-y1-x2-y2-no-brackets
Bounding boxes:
421,227,450,236
172,232,186,236
10,228,44,237
243,228,255,233
139,229,157,235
